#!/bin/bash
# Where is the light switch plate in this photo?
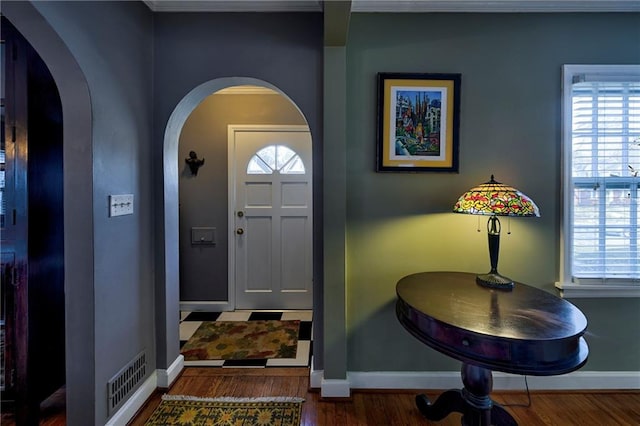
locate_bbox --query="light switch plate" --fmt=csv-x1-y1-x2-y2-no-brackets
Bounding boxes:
109,194,134,217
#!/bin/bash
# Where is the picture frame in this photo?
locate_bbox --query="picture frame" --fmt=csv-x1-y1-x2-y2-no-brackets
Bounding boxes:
376,72,461,172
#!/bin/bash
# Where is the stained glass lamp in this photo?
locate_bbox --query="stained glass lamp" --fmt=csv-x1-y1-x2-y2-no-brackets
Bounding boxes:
453,175,540,290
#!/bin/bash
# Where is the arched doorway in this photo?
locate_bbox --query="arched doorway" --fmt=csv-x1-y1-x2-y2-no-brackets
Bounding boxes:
1,16,65,423
161,78,315,366
2,2,94,425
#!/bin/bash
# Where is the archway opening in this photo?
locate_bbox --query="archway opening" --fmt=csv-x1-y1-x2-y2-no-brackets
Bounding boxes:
1,3,94,425
161,78,315,368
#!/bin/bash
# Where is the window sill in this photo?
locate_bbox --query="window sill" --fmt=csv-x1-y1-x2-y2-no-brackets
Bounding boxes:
555,282,640,298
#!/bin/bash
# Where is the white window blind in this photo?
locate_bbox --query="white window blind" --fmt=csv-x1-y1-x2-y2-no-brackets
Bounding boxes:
562,65,640,293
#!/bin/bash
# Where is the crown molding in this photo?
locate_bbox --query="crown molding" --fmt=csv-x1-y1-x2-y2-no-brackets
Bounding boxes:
351,0,640,13
143,1,323,12
143,0,640,13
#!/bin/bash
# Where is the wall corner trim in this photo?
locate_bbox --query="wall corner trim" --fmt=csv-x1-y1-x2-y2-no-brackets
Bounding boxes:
309,364,324,389
321,378,351,398
157,354,185,388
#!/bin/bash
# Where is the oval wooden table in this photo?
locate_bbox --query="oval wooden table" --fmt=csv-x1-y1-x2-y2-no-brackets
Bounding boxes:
396,271,588,426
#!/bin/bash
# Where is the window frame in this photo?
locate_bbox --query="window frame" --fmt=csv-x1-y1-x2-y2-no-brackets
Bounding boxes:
557,64,640,298
246,144,306,175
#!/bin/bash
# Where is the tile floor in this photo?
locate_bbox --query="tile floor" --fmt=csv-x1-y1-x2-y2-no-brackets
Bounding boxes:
179,310,312,368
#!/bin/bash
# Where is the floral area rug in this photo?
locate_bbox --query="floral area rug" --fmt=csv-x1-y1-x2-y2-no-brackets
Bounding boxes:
144,395,304,426
180,320,300,361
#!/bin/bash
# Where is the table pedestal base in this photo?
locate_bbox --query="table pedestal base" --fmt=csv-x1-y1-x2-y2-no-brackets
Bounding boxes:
415,363,517,426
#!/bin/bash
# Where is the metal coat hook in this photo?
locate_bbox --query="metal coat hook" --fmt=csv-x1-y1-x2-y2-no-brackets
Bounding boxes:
185,150,205,175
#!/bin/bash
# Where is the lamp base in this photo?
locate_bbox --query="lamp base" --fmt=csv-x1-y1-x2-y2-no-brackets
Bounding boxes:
476,273,514,290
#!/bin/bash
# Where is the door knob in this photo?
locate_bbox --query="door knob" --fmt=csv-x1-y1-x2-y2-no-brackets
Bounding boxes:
236,228,244,235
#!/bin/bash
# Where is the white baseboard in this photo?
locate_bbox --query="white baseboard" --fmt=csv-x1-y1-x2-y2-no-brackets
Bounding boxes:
321,378,351,398
513,371,640,390
309,358,323,389
157,354,184,388
348,371,462,390
105,372,157,426
347,370,640,391
180,301,232,312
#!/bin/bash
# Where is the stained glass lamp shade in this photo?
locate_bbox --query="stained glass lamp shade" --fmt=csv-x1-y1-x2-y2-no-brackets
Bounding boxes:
453,175,540,290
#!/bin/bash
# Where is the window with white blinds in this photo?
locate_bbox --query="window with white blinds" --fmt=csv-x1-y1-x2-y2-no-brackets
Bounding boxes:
560,65,640,296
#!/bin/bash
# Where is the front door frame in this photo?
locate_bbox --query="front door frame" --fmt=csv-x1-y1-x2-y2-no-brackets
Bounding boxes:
227,124,313,310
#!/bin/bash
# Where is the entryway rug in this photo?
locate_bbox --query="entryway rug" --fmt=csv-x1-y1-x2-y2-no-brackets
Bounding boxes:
181,320,300,361
180,311,312,368
144,395,304,426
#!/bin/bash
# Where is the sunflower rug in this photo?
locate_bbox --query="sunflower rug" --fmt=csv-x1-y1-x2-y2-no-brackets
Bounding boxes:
180,320,300,361
144,395,304,426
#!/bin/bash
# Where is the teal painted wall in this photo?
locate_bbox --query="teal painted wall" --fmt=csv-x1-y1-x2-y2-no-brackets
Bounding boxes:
324,46,348,379
345,13,640,372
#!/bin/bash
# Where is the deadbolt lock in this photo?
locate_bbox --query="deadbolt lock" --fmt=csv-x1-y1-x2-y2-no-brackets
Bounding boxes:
236,228,244,235
237,211,244,217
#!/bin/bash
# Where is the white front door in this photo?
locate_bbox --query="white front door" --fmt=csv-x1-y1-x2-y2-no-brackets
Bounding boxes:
229,125,312,310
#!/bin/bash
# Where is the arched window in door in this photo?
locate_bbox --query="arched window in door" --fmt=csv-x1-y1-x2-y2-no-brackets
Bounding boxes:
247,144,306,175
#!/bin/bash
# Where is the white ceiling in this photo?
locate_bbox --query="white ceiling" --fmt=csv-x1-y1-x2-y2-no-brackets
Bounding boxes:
143,0,640,13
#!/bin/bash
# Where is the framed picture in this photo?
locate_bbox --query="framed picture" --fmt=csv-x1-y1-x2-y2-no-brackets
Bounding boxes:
376,72,461,172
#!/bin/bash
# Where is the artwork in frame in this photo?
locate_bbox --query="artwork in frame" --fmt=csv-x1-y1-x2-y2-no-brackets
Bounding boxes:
376,72,461,172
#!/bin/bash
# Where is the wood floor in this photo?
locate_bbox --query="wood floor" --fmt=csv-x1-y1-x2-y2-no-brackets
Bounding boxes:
129,367,640,425
2,367,639,425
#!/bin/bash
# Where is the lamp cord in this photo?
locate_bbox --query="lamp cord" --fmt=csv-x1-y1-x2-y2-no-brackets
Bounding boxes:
501,375,532,408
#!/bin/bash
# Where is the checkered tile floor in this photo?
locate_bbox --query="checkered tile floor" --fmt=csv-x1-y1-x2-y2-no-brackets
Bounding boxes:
179,310,312,368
